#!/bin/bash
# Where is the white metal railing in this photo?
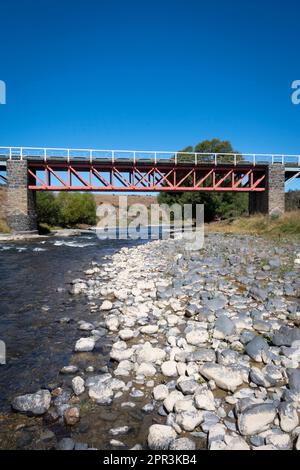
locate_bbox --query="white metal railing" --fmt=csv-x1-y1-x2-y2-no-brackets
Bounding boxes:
0,146,300,166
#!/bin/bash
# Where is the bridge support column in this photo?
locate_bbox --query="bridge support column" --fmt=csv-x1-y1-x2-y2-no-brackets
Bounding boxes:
6,160,37,232
249,164,285,216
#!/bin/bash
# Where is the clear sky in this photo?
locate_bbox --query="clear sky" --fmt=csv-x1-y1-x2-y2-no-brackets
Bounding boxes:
0,0,300,189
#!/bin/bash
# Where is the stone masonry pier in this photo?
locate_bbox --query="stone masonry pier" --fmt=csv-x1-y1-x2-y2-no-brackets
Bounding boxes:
6,160,37,232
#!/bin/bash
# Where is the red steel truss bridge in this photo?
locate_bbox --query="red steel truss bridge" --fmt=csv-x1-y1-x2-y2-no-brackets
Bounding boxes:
0,146,300,191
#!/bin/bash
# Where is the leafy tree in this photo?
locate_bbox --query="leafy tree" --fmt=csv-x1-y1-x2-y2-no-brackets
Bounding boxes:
36,192,97,227
158,138,248,222
36,192,60,226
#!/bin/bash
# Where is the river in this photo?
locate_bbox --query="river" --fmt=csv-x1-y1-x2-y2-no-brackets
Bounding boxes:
0,232,153,449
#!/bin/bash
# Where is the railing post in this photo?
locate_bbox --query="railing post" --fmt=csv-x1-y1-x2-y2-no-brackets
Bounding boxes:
44,148,47,162
214,153,217,165
9,148,12,160
233,154,236,166
282,155,284,165
195,153,197,165
298,155,300,166
67,149,70,163
20,147,23,160
253,154,256,166
112,151,114,164
154,152,157,165
133,151,136,164
90,150,92,163
271,155,274,164
175,153,177,165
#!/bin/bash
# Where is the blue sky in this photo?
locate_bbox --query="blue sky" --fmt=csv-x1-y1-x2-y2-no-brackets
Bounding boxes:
0,0,300,189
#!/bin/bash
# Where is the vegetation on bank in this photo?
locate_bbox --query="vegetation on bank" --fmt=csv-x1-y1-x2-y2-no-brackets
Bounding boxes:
36,192,97,230
0,218,10,233
206,210,300,239
158,139,249,222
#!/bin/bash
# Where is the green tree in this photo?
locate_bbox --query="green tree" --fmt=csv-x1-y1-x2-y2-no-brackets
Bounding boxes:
36,192,60,226
158,138,248,222
37,192,97,228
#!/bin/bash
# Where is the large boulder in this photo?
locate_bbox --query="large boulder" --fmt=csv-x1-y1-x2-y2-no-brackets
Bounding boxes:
237,403,277,435
199,363,244,392
12,390,51,415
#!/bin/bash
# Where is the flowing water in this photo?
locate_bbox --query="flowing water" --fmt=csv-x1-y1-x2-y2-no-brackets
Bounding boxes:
0,233,163,449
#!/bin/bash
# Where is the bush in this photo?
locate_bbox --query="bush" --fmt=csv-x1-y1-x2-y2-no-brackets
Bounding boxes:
36,192,96,228
158,139,249,222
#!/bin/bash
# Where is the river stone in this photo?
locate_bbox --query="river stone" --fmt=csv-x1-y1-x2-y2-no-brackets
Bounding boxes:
136,342,166,364
279,402,299,432
272,326,300,347
213,315,236,339
57,437,75,450
88,383,114,405
176,410,203,431
141,324,159,334
194,385,216,411
177,379,199,395
136,363,156,376
199,363,243,392
153,384,169,401
79,322,94,331
105,316,119,332
161,361,178,377
185,349,216,363
12,390,51,415
237,403,277,435
72,376,85,396
100,300,113,311
186,329,209,346
148,424,177,450
169,438,196,450
74,337,95,352
64,407,80,425
119,329,134,341
60,365,79,374
245,336,269,362
163,390,184,413
109,426,130,436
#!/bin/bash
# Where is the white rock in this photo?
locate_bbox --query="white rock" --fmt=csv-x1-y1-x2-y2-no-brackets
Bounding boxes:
194,385,216,411
136,362,156,376
12,390,51,415
119,329,134,341
163,390,184,413
105,316,119,331
238,403,277,436
279,402,299,432
140,324,159,334
200,363,243,392
74,337,95,352
136,342,166,364
153,384,169,401
148,424,177,450
161,361,178,377
72,376,85,395
186,329,209,346
100,300,113,311
176,410,203,431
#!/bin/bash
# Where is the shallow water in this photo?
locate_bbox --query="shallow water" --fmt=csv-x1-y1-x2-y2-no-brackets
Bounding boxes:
0,234,162,448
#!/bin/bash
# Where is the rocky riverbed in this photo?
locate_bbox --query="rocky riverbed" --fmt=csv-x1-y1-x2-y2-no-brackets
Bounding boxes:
5,233,300,450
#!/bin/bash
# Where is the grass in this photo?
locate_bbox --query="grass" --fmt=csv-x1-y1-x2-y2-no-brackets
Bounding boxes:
0,218,10,233
206,210,300,240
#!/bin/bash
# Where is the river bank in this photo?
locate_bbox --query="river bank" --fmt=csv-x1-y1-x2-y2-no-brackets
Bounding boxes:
1,232,300,450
